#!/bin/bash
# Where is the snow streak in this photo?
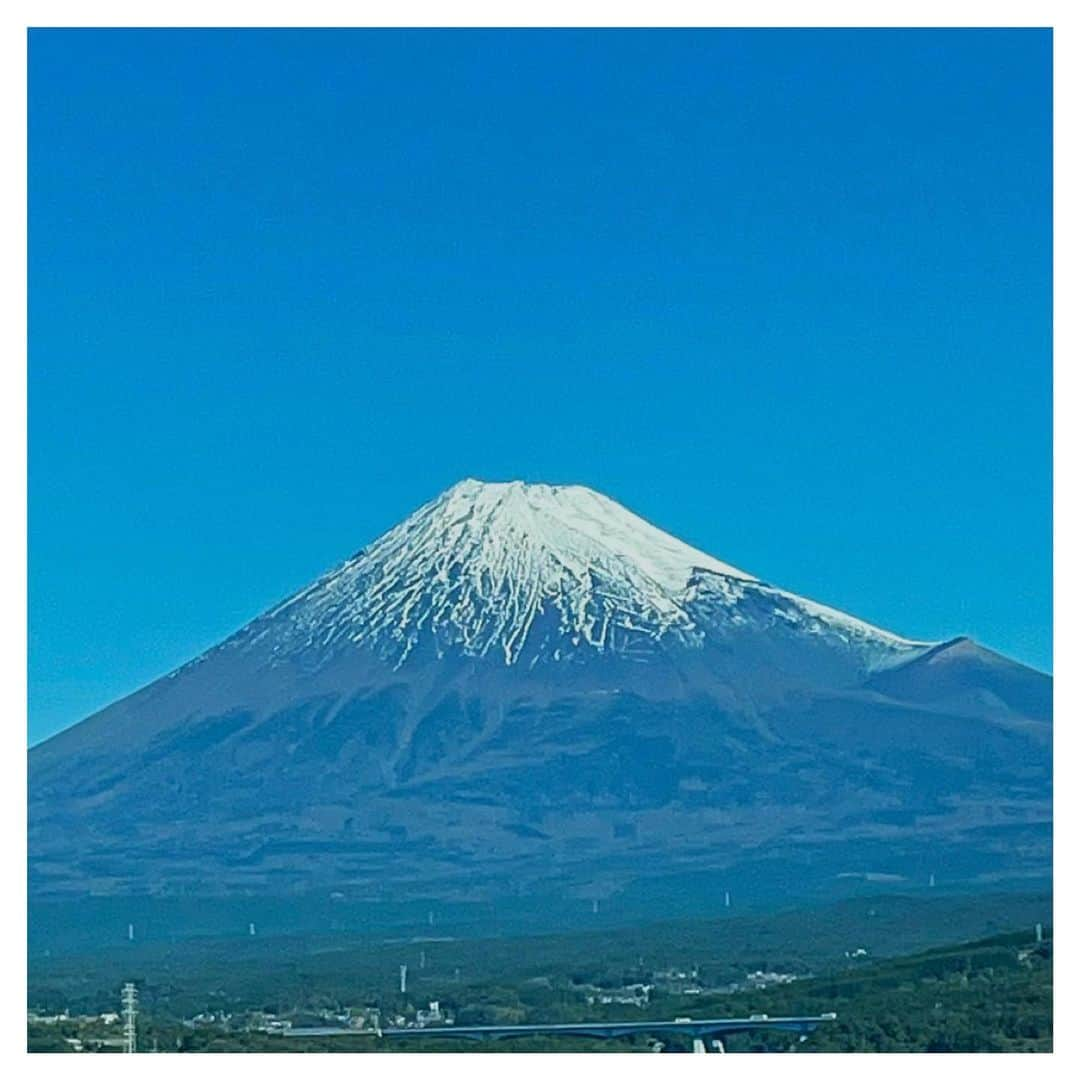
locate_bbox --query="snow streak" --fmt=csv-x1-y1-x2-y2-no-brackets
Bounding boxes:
234,480,929,671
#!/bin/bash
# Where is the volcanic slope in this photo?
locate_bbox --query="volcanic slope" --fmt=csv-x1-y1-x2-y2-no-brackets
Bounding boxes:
29,480,1052,906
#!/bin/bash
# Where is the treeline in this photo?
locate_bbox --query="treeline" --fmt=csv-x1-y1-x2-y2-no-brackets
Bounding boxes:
30,928,1051,1053
28,890,1050,1022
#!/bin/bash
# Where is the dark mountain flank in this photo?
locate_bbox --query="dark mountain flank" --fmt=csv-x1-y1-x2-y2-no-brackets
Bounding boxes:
29,481,1051,906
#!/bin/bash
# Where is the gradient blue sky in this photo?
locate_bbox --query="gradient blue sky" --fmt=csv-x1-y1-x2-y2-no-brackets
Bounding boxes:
29,28,1052,744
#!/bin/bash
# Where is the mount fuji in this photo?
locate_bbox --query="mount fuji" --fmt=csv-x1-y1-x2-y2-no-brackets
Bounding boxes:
29,480,1051,914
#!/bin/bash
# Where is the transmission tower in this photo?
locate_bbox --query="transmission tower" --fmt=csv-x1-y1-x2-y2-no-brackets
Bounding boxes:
121,982,138,1053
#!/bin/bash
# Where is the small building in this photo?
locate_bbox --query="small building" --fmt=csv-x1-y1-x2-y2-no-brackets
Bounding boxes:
415,1001,450,1027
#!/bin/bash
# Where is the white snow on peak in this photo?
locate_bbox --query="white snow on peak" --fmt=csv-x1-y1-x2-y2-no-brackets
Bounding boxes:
426,479,755,591
238,479,928,670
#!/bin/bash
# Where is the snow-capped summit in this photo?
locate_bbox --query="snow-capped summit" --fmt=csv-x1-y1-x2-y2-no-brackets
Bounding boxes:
231,478,928,673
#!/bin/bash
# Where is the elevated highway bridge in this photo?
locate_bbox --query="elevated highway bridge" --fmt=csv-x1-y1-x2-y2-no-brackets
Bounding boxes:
281,1013,837,1051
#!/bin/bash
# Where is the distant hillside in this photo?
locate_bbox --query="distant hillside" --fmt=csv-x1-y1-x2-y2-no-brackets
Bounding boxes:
719,928,1052,1052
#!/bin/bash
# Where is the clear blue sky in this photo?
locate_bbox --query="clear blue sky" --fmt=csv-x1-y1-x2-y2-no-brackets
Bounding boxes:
29,28,1052,744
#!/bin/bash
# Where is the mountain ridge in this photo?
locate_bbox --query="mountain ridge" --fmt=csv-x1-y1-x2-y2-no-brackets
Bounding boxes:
29,479,1051,909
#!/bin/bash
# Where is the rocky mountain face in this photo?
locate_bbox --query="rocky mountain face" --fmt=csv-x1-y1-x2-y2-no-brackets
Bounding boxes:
29,480,1052,907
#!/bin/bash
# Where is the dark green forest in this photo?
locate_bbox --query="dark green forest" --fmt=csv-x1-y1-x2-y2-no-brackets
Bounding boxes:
29,891,1051,1053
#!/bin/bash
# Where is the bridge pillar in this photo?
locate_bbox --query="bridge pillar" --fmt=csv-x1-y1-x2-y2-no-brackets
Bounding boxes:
692,1036,725,1053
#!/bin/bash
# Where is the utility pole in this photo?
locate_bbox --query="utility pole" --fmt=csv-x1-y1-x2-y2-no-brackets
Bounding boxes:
121,982,138,1054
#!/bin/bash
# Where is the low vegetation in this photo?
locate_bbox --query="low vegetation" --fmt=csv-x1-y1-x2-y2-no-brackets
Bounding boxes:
28,892,1051,1052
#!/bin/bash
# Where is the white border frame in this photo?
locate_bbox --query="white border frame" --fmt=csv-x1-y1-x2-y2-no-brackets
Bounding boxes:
5,5,1070,1075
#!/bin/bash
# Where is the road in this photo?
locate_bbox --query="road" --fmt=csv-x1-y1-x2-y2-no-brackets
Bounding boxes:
281,1014,836,1045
